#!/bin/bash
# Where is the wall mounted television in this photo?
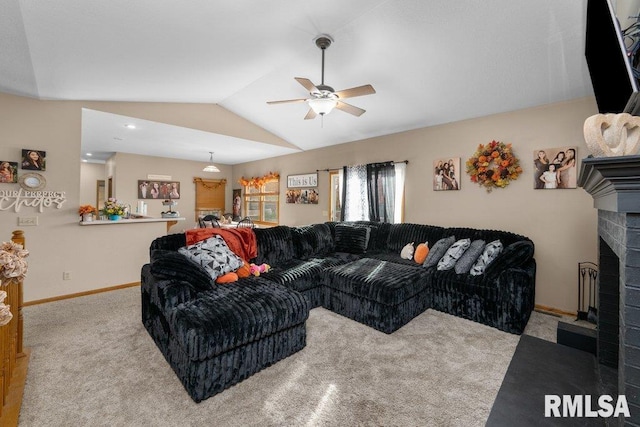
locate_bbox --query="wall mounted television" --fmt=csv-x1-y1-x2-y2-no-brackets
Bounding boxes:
585,0,639,113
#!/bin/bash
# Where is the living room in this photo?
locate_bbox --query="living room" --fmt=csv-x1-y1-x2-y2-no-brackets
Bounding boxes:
0,0,632,425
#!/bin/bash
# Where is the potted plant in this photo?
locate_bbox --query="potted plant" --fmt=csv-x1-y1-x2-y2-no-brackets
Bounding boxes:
78,205,97,222
102,198,126,221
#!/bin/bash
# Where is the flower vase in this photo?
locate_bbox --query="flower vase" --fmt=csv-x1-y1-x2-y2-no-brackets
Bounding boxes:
82,213,93,222
109,214,121,221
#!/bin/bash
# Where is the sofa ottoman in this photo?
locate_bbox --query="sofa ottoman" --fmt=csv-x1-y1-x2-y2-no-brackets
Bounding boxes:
323,258,431,333
142,270,309,403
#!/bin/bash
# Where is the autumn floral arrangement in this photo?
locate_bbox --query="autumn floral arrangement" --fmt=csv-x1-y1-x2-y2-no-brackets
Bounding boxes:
239,172,279,189
0,241,29,282
78,205,98,217
466,140,522,192
102,198,126,217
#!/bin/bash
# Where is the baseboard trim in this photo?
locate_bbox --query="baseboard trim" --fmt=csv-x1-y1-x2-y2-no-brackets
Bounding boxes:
24,282,140,306
534,304,576,318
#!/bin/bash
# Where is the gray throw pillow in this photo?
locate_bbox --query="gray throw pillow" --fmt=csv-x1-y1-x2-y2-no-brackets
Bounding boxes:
178,235,243,280
437,238,471,271
470,240,503,276
454,240,486,274
423,236,456,268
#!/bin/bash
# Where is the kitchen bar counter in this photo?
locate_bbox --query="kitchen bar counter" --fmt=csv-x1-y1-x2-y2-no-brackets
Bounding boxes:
79,216,185,233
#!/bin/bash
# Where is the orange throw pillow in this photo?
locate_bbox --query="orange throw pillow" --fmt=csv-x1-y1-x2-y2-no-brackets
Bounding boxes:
215,272,239,284
414,242,429,264
236,261,251,278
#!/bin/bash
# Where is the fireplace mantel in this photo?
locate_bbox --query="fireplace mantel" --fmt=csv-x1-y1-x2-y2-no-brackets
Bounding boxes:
578,155,640,213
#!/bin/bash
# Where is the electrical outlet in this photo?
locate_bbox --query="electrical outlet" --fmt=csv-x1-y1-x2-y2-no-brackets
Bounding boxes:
18,216,38,226
62,271,71,280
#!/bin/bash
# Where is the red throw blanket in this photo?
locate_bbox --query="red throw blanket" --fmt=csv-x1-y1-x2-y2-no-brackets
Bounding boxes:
185,228,257,262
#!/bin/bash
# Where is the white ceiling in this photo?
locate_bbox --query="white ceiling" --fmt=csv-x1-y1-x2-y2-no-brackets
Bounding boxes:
0,0,594,165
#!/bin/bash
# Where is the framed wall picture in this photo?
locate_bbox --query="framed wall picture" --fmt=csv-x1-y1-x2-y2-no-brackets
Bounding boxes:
0,161,18,183
138,180,180,199
533,147,577,189
286,188,319,204
433,157,460,191
21,149,46,171
232,189,242,220
287,173,318,188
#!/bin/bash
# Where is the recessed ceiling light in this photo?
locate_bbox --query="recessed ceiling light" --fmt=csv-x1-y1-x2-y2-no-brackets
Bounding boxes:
82,159,88,163
86,153,92,156
124,124,136,129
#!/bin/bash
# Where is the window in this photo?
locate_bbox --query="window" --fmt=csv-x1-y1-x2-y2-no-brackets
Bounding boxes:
194,178,226,221
339,162,405,223
244,178,279,225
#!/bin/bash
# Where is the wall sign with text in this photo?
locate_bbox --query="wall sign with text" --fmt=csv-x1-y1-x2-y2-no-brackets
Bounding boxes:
287,173,318,188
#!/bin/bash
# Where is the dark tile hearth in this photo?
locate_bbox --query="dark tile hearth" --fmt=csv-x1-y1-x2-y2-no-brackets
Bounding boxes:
487,335,606,427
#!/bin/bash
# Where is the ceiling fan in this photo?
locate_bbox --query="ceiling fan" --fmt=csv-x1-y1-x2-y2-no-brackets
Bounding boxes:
267,35,376,120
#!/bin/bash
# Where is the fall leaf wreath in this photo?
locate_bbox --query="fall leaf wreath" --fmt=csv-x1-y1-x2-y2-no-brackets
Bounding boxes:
466,140,522,192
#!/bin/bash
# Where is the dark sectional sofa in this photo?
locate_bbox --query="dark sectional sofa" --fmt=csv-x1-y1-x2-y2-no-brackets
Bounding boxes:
142,221,536,402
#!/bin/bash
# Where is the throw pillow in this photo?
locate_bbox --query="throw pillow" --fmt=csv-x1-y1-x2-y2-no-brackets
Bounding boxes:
414,242,429,264
454,239,486,274
423,236,456,268
470,240,504,276
149,250,214,292
400,242,415,260
437,238,471,271
178,235,244,281
215,272,239,284
335,224,371,254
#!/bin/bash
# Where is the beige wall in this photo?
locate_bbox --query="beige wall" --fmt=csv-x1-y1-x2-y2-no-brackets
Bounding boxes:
0,90,600,312
79,162,104,206
0,92,285,302
233,97,600,312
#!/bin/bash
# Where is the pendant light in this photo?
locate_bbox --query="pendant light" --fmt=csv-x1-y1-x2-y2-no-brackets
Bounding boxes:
202,152,220,173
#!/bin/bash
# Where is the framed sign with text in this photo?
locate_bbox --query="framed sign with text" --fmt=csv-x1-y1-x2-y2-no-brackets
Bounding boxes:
287,173,318,188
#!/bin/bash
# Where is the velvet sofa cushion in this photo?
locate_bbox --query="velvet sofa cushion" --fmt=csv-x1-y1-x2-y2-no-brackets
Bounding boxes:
253,225,295,266
324,258,429,305
483,240,535,277
259,259,327,293
334,223,371,254
291,223,335,260
386,223,446,253
149,233,187,254
168,277,309,361
353,221,392,252
150,250,214,291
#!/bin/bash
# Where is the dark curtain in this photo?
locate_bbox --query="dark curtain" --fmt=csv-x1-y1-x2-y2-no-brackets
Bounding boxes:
366,162,395,223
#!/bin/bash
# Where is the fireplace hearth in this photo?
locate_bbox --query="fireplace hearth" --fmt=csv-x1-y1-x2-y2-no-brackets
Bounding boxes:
579,155,640,424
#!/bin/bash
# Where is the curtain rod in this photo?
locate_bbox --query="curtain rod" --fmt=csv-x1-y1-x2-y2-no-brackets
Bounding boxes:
316,160,408,173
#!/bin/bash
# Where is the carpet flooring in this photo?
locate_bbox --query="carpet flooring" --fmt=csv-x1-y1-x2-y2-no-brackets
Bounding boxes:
18,286,559,426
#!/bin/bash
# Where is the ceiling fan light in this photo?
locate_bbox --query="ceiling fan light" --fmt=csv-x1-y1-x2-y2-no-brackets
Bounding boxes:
308,98,337,115
202,152,220,173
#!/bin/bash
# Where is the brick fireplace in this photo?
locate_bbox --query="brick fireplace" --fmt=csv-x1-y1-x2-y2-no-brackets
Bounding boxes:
579,155,640,422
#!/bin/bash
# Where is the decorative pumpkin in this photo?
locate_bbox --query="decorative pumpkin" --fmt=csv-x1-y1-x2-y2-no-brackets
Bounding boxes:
215,272,239,284
400,242,415,260
414,242,429,264
236,261,251,278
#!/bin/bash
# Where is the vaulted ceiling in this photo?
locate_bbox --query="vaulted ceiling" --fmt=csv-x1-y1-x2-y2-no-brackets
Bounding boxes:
0,0,594,164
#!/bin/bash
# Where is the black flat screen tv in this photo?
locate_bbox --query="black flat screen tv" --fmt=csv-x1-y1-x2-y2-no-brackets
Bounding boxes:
585,0,639,113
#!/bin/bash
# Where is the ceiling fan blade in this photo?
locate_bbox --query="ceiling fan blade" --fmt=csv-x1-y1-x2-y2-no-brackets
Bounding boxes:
335,84,376,99
335,101,366,117
295,77,319,93
266,98,308,105
304,108,317,120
